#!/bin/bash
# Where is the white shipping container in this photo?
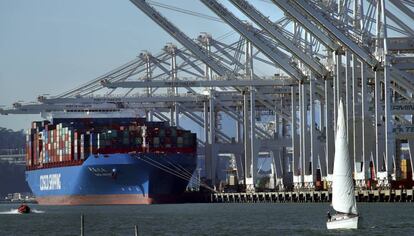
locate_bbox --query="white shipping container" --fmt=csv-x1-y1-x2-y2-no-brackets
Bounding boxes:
59,150,63,162
97,133,100,149
80,134,85,160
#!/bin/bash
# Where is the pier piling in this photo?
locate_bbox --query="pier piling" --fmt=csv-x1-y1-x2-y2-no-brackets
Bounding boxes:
212,189,414,203
80,214,84,236
134,225,139,236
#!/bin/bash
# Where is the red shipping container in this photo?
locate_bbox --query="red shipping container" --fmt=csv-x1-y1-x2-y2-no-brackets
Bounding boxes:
60,140,63,153
70,134,74,161
54,144,58,163
25,143,30,166
33,134,38,165
52,143,55,163
49,131,53,163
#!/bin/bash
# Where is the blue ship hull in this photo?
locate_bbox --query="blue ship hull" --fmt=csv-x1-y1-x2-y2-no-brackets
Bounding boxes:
26,153,197,205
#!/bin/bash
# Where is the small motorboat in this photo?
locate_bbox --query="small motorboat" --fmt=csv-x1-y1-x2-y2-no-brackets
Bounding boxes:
18,204,31,214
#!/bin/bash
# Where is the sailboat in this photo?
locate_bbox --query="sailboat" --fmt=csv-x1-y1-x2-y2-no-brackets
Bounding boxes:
327,100,359,230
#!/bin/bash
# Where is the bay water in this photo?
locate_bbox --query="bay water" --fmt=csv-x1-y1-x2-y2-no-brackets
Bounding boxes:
0,203,413,235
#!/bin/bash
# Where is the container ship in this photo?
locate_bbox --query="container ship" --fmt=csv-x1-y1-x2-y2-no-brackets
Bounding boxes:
25,117,197,205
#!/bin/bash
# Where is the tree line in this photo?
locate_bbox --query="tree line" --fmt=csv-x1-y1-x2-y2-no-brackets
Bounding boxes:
0,127,25,152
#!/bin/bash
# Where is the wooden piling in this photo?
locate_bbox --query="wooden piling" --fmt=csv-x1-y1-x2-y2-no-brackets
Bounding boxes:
81,214,84,236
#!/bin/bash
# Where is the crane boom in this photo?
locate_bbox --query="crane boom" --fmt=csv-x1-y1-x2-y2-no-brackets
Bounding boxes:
200,0,306,81
292,0,378,67
129,0,233,77
104,78,295,88
270,0,339,51
229,0,329,78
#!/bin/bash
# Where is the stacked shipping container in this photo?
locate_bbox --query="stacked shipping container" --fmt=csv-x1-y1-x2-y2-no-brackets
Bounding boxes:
26,118,197,170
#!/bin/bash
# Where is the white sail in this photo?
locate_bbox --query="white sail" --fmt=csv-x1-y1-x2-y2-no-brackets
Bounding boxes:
331,100,357,215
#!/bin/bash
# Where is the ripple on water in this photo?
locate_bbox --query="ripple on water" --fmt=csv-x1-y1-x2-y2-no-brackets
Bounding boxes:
0,203,413,236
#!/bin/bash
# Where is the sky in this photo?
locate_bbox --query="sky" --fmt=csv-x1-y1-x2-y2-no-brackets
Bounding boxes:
2,0,408,131
0,0,278,131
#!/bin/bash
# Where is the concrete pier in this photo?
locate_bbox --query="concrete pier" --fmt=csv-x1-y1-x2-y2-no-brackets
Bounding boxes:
211,189,414,203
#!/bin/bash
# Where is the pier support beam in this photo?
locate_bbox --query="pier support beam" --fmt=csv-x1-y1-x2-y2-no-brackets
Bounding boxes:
209,91,217,187
292,85,302,189
381,0,395,184
242,41,258,192
325,78,334,180
143,53,154,121
204,101,212,184
168,45,179,127
243,89,254,191
305,76,317,188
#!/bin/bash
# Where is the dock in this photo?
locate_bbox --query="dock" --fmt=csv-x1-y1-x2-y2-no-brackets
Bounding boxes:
211,189,414,203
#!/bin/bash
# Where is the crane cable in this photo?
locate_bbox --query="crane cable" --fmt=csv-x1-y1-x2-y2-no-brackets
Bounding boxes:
147,0,224,23
136,154,216,192
56,1,282,98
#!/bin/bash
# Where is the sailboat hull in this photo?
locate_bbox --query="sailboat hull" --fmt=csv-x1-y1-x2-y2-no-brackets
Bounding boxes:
326,214,359,230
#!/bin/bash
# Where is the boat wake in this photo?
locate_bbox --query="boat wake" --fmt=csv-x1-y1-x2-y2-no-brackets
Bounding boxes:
0,209,20,214
32,209,45,213
0,209,45,214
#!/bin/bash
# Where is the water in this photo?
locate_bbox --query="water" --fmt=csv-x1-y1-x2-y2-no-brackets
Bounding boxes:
0,203,413,235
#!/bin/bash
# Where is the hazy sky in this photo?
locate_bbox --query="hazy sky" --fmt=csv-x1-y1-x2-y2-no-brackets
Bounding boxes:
0,0,279,131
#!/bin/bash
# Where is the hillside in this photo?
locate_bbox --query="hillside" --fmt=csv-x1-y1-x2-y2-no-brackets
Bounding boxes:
0,127,25,151
0,127,29,198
